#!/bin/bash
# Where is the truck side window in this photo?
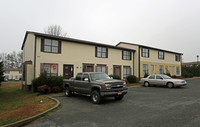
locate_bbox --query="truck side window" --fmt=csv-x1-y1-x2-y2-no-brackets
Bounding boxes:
82,74,89,81
75,73,82,80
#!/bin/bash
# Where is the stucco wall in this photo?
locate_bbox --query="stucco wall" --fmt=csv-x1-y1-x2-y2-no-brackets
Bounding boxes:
35,38,134,78
116,43,139,77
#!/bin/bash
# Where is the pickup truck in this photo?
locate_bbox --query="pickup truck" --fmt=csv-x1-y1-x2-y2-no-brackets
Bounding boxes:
63,72,128,104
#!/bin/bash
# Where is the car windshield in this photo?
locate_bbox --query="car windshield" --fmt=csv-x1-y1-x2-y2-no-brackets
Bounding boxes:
161,75,172,79
90,73,111,81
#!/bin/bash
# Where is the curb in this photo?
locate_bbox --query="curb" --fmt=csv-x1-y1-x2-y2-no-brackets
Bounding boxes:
3,96,61,127
127,83,143,88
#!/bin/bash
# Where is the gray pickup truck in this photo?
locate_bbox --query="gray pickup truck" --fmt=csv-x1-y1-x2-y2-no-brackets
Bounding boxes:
63,72,128,104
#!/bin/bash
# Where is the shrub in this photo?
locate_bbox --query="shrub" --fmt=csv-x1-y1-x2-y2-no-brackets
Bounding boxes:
171,75,177,78
109,74,121,80
37,85,51,94
32,72,64,93
166,72,171,77
144,73,149,78
52,86,61,93
126,75,137,83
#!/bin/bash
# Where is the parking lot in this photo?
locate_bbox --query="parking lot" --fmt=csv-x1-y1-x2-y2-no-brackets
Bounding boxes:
27,79,200,127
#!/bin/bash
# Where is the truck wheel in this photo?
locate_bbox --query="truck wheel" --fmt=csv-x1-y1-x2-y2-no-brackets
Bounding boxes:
114,95,124,100
91,91,102,104
65,87,72,97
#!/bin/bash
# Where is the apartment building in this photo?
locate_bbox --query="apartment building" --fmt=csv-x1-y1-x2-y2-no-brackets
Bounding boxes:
116,42,182,78
21,31,135,90
4,68,22,81
21,31,183,90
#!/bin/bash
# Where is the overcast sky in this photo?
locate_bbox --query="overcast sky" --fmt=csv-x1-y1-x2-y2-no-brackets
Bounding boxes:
0,0,200,62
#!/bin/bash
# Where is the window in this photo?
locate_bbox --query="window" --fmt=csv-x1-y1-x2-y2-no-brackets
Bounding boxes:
143,64,148,75
156,75,163,79
175,54,181,61
75,73,82,80
43,64,58,76
176,66,180,75
19,71,22,74
82,74,89,81
123,66,131,78
41,38,61,53
142,48,149,58
5,71,9,74
149,75,155,79
95,46,108,58
159,65,164,74
158,51,164,59
96,65,107,73
122,50,131,60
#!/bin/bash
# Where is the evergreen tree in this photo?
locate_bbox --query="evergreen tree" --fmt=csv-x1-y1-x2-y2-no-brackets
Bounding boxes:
0,61,4,85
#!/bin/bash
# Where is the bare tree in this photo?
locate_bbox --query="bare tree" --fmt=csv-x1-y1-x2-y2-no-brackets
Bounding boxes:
0,51,23,68
44,24,68,37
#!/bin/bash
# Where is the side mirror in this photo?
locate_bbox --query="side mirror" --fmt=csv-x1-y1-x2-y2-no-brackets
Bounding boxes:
84,78,89,81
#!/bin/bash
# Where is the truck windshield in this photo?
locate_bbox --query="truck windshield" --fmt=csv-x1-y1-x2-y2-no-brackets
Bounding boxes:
90,73,110,81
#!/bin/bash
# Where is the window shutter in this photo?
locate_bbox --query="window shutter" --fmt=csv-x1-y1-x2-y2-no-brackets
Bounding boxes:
40,63,44,74
58,41,62,53
148,49,150,58
41,38,44,52
106,48,108,58
130,51,132,60
141,48,143,57
95,47,97,57
122,50,124,60
95,66,97,72
106,66,108,74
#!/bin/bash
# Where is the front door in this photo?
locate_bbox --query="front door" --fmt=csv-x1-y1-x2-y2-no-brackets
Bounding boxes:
83,63,94,72
63,65,74,79
113,65,121,78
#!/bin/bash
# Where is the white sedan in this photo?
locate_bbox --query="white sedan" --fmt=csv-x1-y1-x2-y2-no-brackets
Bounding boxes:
140,74,187,88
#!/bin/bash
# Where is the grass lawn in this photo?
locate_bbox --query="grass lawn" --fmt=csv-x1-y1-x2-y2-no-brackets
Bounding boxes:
0,81,57,126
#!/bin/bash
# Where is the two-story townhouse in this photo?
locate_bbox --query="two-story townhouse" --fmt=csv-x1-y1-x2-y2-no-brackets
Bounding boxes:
21,31,135,90
3,68,22,81
116,42,183,78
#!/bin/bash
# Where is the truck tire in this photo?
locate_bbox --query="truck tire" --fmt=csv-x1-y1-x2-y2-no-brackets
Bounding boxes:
114,95,124,100
91,91,102,104
65,87,72,97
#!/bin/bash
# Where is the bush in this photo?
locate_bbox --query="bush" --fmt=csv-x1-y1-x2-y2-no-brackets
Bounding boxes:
166,72,171,77
109,74,121,80
52,86,61,93
37,85,51,94
126,75,137,83
171,75,177,78
144,73,149,78
32,72,64,93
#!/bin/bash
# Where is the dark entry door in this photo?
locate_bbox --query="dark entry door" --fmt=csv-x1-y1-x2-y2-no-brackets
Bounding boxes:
113,65,121,78
83,64,94,72
63,65,74,79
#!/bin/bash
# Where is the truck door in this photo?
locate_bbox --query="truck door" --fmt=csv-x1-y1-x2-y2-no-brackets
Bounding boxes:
81,74,91,94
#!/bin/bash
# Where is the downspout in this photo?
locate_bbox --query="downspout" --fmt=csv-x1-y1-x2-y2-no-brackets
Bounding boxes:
34,36,37,79
138,46,140,80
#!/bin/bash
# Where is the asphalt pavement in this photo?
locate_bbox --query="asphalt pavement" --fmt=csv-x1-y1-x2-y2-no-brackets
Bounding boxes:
25,79,200,127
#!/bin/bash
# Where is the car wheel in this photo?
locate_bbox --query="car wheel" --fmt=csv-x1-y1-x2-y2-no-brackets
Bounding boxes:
144,82,150,87
167,82,174,88
91,91,102,104
65,87,72,97
114,95,124,100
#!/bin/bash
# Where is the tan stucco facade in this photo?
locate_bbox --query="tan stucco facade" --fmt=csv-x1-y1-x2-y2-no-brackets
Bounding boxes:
35,37,134,78
117,42,182,78
21,31,183,90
